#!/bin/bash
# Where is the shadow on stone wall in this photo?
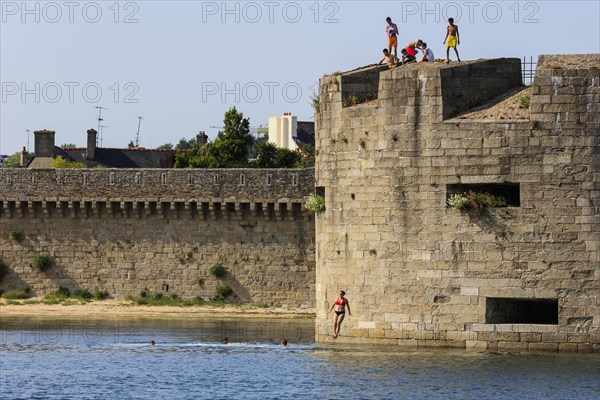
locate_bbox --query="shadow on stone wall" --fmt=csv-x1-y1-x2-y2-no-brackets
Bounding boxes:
40,264,82,296
466,208,515,241
222,273,252,303
0,264,29,293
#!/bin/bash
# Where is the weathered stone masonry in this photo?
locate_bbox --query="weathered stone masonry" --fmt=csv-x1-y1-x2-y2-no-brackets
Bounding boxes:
1,55,598,353
0,169,315,307
315,55,599,352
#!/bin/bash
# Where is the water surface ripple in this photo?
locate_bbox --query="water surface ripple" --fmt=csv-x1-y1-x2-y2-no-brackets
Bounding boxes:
1,316,598,399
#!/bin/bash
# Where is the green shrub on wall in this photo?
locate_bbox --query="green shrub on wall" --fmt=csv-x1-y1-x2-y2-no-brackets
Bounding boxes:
31,254,53,272
8,231,23,242
519,95,531,109
215,285,233,299
305,194,325,213
210,264,227,278
447,191,507,214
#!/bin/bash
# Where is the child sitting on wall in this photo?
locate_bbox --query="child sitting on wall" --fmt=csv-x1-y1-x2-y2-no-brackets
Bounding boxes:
400,48,417,65
378,49,399,69
419,42,435,62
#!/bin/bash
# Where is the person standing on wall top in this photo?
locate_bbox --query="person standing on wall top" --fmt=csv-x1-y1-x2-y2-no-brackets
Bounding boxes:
385,17,399,58
443,18,461,63
329,291,351,338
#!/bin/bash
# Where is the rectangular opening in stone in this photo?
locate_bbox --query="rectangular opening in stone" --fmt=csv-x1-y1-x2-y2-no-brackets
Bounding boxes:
486,297,558,324
446,183,520,207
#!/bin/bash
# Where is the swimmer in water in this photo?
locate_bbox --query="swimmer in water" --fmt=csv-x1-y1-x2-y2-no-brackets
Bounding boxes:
329,290,351,338
222,337,229,344
280,339,288,346
149,340,156,346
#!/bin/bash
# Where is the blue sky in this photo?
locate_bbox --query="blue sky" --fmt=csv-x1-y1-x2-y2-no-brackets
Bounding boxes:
1,0,599,155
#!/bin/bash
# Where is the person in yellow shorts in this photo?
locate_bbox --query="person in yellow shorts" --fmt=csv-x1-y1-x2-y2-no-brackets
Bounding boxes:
443,17,461,63
385,17,399,58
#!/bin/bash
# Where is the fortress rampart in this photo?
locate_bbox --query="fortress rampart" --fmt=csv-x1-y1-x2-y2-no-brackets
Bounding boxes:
315,55,599,352
0,168,315,307
1,54,598,352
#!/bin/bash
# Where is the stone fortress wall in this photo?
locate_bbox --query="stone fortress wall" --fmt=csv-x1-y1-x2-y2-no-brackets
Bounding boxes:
314,55,599,351
0,168,315,307
1,54,598,352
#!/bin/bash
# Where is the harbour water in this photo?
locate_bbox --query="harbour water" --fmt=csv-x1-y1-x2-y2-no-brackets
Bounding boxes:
1,316,598,399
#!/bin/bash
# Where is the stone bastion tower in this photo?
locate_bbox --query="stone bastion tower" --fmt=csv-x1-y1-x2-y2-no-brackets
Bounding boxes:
314,55,599,352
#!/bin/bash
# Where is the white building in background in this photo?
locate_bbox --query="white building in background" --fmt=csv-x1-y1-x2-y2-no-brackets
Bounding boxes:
268,113,314,151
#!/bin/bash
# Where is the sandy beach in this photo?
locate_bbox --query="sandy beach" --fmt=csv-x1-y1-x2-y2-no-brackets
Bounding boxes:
0,299,315,319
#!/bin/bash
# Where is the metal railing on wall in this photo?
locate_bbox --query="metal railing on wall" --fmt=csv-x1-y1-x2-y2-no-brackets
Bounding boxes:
522,56,537,86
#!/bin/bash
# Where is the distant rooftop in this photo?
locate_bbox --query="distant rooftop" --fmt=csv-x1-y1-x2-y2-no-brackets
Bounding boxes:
57,147,176,168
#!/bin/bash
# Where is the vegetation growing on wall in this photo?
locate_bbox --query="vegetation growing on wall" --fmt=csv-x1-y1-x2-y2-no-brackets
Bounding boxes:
210,263,227,278
342,93,377,107
305,194,326,213
8,231,23,242
519,95,531,109
447,191,507,214
311,94,320,113
215,285,233,300
31,254,53,272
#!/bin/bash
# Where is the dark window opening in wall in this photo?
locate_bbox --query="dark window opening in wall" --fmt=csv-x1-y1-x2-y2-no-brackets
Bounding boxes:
255,203,264,216
291,202,302,219
486,298,558,324
226,202,236,215
266,203,275,220
315,186,325,197
267,174,273,186
446,183,520,207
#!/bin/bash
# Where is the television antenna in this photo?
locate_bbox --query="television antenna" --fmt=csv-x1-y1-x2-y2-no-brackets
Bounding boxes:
94,106,108,145
99,125,109,147
135,116,143,147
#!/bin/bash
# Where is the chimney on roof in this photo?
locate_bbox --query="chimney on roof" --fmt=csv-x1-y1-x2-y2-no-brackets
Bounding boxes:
20,146,28,167
34,130,55,158
87,129,97,160
196,131,208,146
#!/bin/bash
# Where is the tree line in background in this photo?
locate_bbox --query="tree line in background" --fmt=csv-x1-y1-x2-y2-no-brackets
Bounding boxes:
2,107,314,169
172,107,313,169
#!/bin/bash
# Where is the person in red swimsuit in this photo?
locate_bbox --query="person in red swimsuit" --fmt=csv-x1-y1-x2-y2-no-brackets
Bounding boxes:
329,290,352,338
